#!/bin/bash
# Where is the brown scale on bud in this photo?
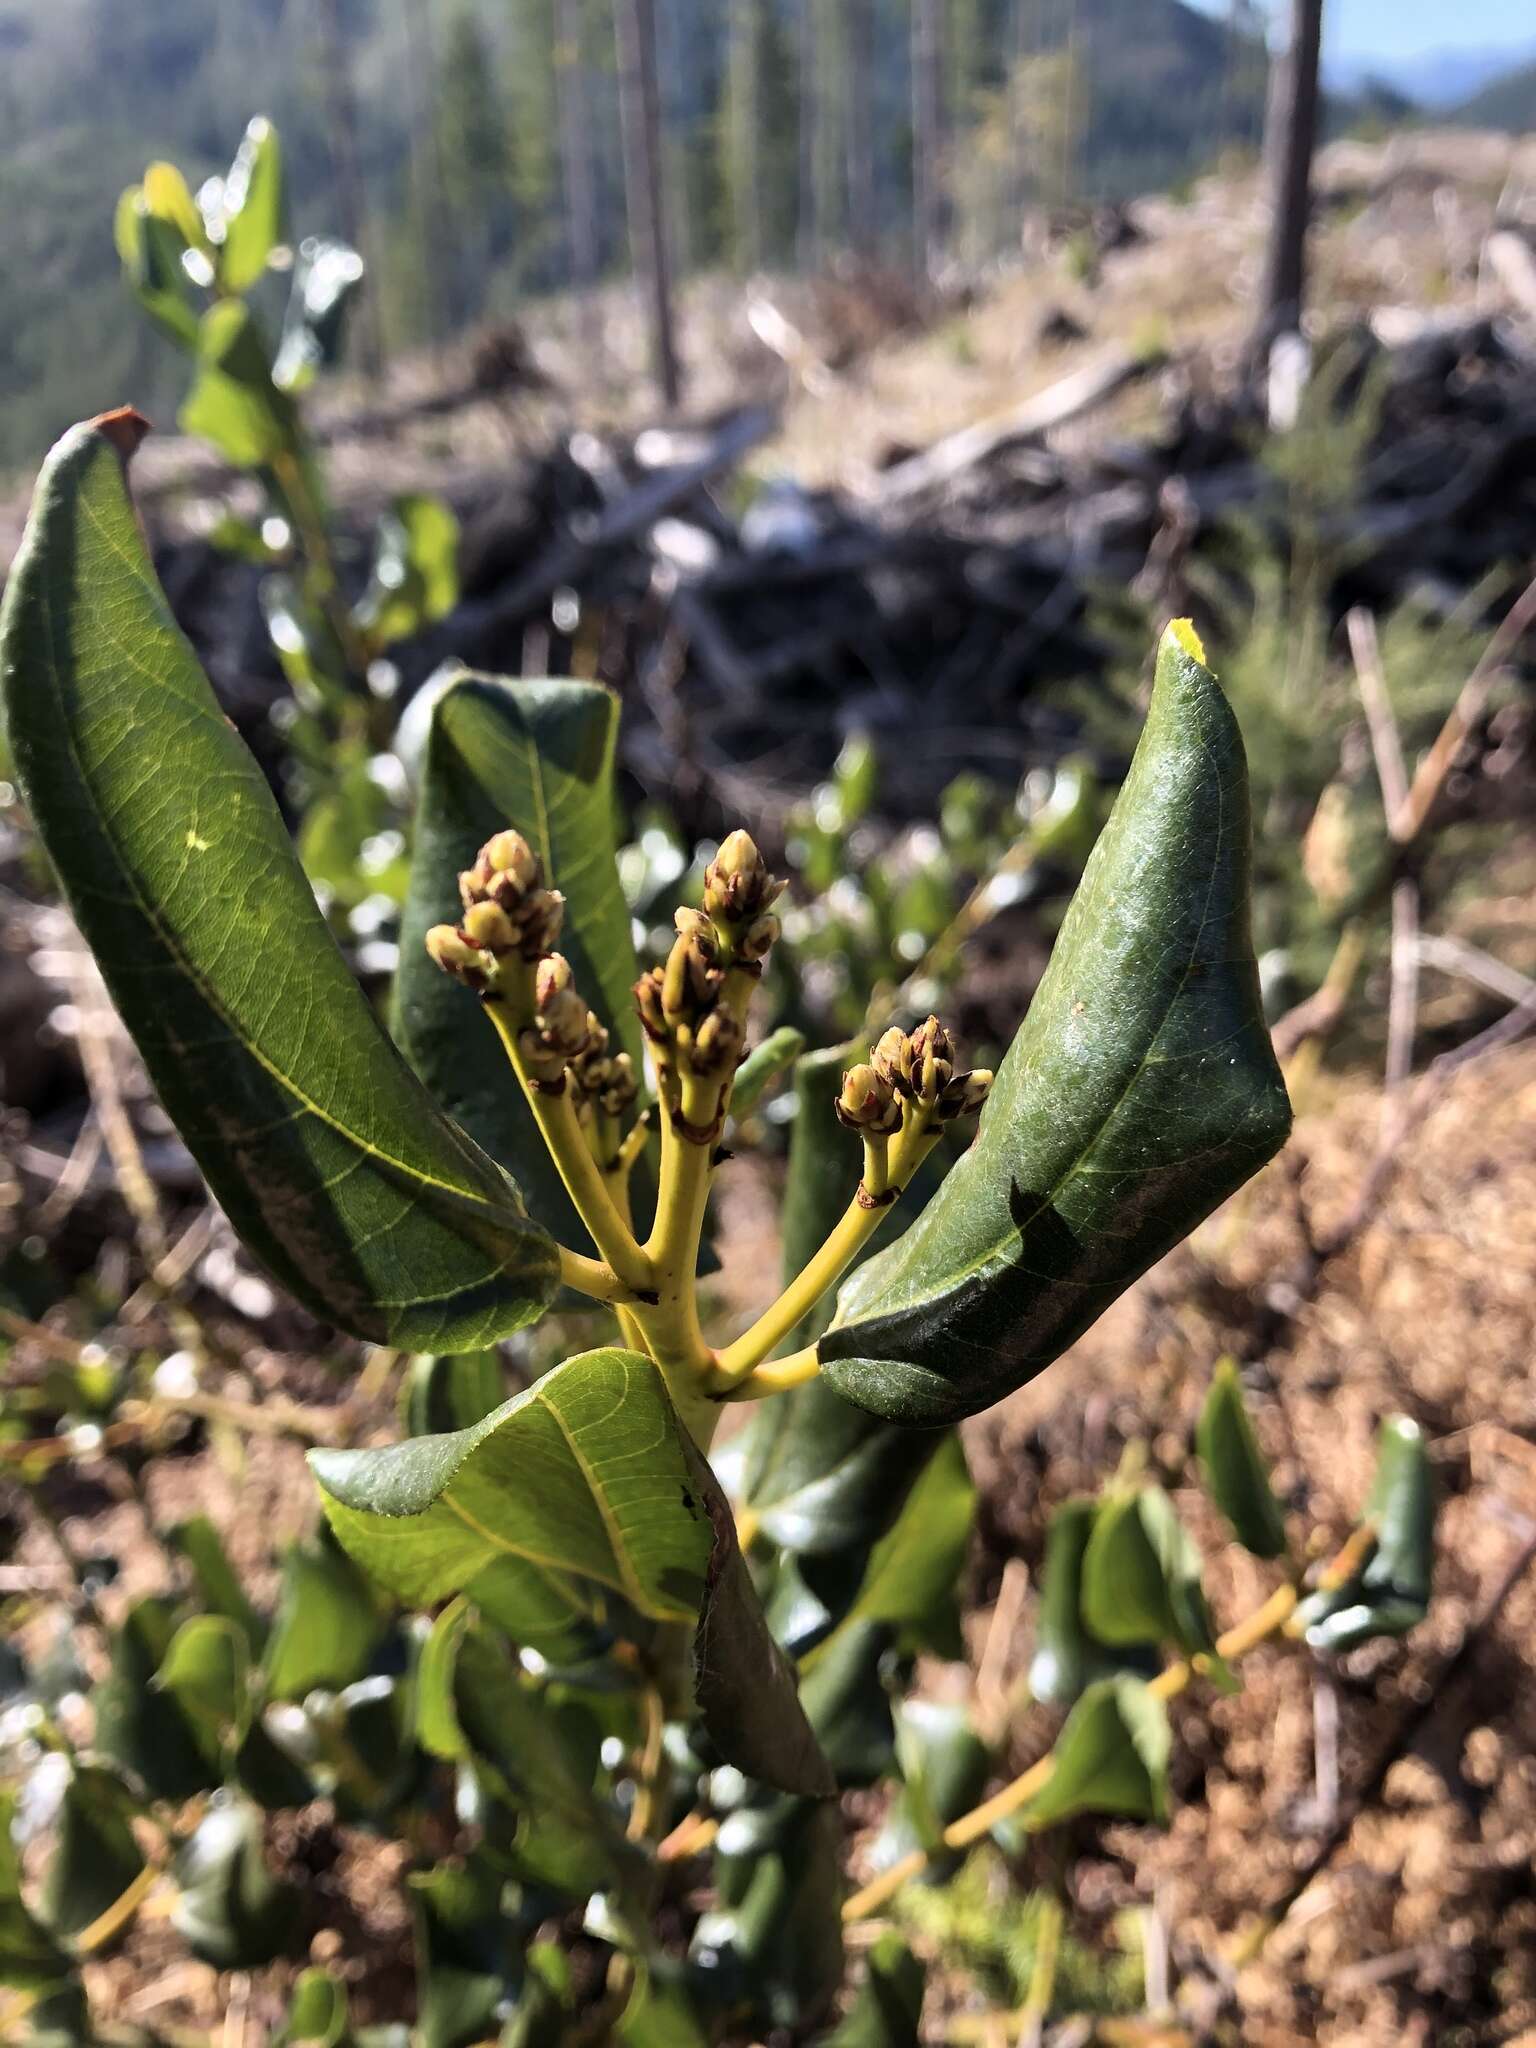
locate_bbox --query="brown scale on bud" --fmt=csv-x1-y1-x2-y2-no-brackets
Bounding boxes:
937,1068,994,1120
690,1007,745,1078
457,827,565,961
873,1016,956,1104
634,966,669,1044
836,1063,902,1136
661,922,723,1026
702,829,786,929
426,923,493,993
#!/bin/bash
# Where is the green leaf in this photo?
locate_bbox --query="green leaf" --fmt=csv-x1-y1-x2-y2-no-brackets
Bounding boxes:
1080,1487,1215,1659
832,732,879,826
393,674,652,1251
40,1766,145,1943
0,418,560,1351
822,1931,926,2047
141,161,208,252
841,1434,974,1651
0,1792,72,1993
273,237,366,392
92,1598,214,1802
155,1615,252,1765
355,496,460,650
316,1350,831,1795
277,1966,352,2047
263,1540,383,1702
872,1700,991,1878
1028,1499,1157,1707
821,624,1291,1425
114,188,200,350
728,1026,807,1121
691,1799,843,2031
217,116,285,295
403,1352,507,1438
172,1794,300,1968
797,1620,898,1785
180,302,296,470
1196,1360,1288,1560
1024,1676,1171,1831
312,1348,708,1644
168,1514,266,1651
1295,1416,1435,1652
617,1964,708,2048
410,1855,514,2048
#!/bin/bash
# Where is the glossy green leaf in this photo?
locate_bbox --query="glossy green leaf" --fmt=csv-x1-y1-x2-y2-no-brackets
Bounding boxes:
1024,1676,1171,1831
873,1700,991,1876
446,1622,641,1900
276,1966,352,2047
1295,1416,1434,1651
691,1799,843,2031
317,1350,830,1795
841,1433,974,1651
273,236,365,390
38,1767,143,1944
172,1793,300,1967
0,418,559,1350
821,625,1292,1424
168,1514,266,1651
114,188,200,350
155,1615,251,1765
822,1931,925,2047
403,1351,507,1438
92,1597,214,1802
728,1026,807,1121
410,1853,519,2048
393,673,651,1250
1081,1487,1215,1659
355,495,460,650
1196,1359,1288,1560
1028,1499,1157,1707
180,302,295,469
312,1348,708,1642
0,1791,72,1992
217,117,285,294
262,1539,383,1702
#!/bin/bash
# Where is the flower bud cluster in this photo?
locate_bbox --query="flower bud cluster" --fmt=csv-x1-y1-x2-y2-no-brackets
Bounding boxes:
701,829,785,965
425,828,566,992
841,1016,995,1130
570,1017,639,1119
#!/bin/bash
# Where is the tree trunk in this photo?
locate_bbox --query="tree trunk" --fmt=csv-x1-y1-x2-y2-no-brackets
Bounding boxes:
845,0,876,257
911,0,943,291
398,0,457,345
614,0,683,408
316,0,385,377
555,0,602,358
1255,0,1324,348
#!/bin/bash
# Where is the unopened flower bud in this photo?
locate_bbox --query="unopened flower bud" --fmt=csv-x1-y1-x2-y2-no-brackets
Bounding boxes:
702,828,785,926
938,1068,994,1120
691,1007,745,1077
461,899,518,955
662,927,722,1024
634,967,669,1042
517,889,566,959
426,923,492,991
873,1016,955,1102
540,989,592,1060
836,1063,901,1134
536,954,574,1005
737,912,781,964
461,828,541,910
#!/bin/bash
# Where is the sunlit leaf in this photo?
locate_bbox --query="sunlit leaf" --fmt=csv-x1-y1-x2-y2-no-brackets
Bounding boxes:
1295,1416,1435,1651
172,1793,300,1968
1080,1487,1216,1660
1196,1359,1288,1560
217,116,285,294
1024,1676,1171,1831
0,417,560,1350
822,624,1291,1425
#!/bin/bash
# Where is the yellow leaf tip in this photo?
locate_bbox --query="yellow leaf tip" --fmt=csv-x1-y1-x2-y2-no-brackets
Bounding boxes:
1166,616,1207,666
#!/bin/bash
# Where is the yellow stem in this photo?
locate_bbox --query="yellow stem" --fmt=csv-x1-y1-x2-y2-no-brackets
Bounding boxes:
713,1119,941,1384
842,1579,1302,1923
714,1343,822,1401
640,1103,717,1380
485,1001,654,1297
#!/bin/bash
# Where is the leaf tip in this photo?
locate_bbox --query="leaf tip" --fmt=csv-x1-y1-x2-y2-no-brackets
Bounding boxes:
92,407,153,463
1164,615,1207,667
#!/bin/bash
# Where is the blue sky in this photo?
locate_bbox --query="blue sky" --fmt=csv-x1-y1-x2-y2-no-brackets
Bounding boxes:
1322,0,1534,64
